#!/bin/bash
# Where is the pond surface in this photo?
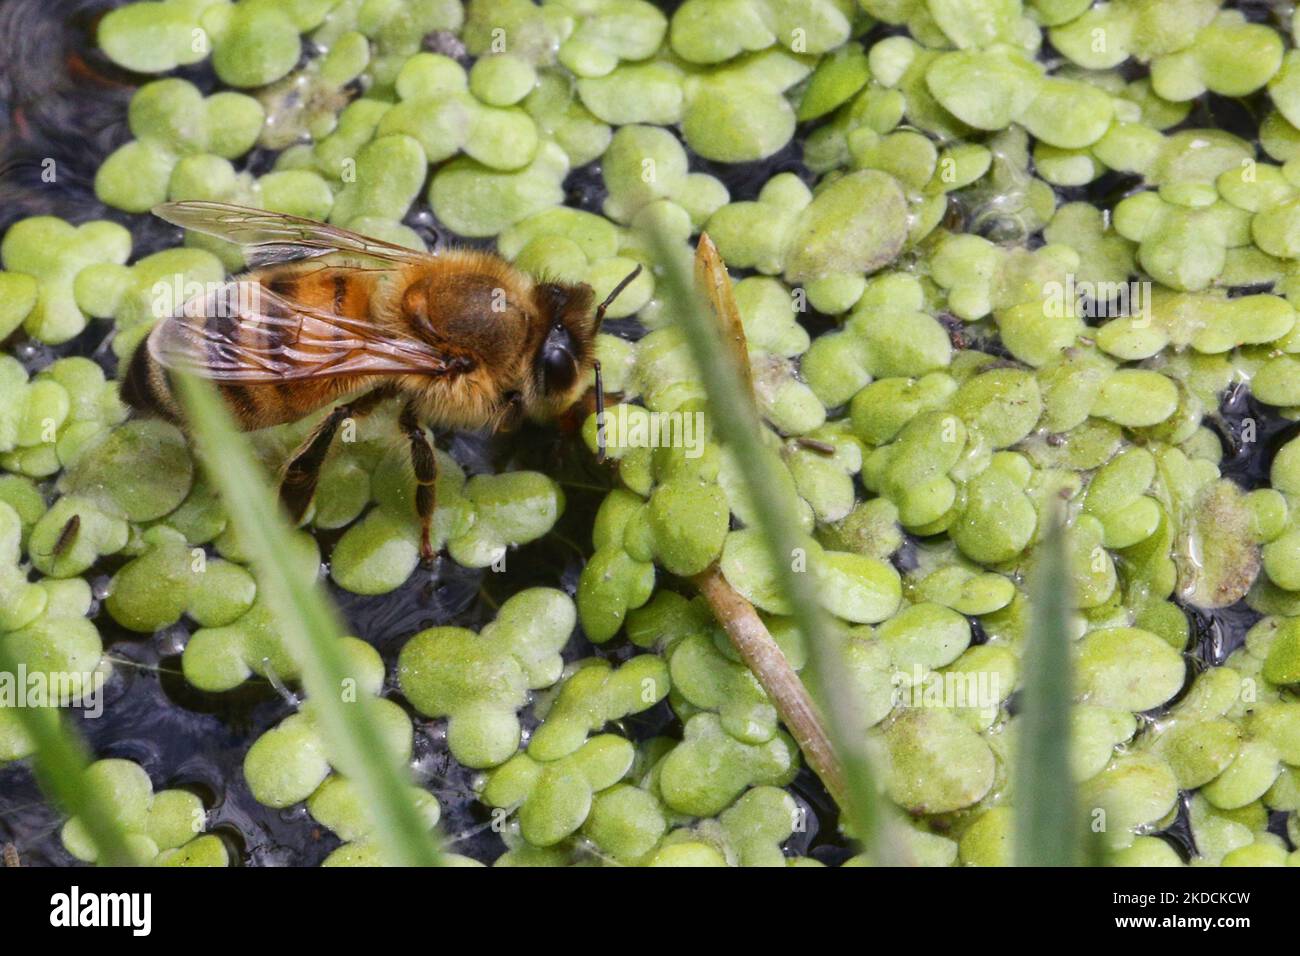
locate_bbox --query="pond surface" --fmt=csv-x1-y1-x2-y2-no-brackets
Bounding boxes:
0,0,1293,867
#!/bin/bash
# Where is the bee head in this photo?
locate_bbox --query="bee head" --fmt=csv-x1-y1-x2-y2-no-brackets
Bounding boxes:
529,281,596,417
529,266,643,425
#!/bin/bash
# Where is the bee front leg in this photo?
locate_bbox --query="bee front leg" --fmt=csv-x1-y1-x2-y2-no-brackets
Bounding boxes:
400,401,438,564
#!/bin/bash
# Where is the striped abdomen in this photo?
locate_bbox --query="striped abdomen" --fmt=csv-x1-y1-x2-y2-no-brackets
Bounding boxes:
121,264,378,431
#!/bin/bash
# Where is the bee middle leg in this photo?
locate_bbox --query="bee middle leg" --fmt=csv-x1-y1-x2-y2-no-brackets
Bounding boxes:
399,400,438,564
280,389,390,523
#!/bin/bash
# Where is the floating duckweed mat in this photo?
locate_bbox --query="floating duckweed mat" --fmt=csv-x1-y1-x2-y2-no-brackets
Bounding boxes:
2,0,1300,867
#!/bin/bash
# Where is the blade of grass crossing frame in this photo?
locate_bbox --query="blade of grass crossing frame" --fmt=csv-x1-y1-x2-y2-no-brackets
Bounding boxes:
176,374,441,867
0,642,135,866
642,226,901,862
1015,506,1082,866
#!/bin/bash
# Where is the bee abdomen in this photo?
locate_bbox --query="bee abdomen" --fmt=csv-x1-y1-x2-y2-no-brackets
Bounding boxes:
121,338,279,430
121,338,182,423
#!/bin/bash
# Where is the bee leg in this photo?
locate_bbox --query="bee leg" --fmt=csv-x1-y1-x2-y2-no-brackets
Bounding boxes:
400,401,438,564
279,389,392,524
280,404,352,524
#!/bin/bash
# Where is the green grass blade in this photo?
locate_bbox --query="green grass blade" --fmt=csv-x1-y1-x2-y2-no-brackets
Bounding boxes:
1015,505,1082,866
639,226,904,863
0,644,135,866
175,374,441,867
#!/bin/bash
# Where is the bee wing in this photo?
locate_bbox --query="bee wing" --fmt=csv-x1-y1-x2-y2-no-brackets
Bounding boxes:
148,280,458,382
152,201,432,268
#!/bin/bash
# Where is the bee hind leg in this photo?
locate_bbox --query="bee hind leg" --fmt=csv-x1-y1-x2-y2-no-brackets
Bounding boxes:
280,405,352,524
400,401,438,564
280,389,391,524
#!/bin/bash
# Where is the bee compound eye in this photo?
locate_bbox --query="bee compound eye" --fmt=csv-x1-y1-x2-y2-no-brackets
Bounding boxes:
542,346,577,393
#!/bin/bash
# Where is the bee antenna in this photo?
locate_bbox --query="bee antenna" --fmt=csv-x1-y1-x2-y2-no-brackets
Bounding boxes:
591,265,639,463
594,359,606,464
594,264,643,331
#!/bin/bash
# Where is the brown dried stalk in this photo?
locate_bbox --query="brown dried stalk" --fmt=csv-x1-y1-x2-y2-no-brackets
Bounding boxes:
692,566,849,811
693,233,755,398
684,233,851,815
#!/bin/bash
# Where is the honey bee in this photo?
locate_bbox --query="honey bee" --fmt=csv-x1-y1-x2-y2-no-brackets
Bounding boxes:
123,201,641,561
